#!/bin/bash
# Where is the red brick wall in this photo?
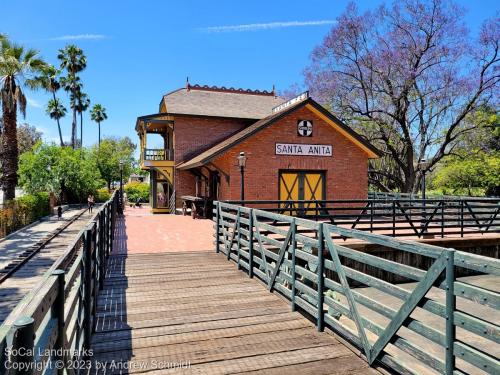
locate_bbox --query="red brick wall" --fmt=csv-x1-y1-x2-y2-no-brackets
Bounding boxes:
212,106,369,201
173,116,249,203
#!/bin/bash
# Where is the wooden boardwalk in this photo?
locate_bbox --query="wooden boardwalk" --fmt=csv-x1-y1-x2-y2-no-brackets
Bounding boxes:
91,251,378,374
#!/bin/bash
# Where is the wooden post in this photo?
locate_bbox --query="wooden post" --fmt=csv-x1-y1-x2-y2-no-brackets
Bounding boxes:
392,200,396,237
290,218,296,312
460,200,464,238
92,226,98,326
441,200,445,238
99,213,105,290
52,269,65,375
108,204,112,256
248,209,254,278
236,207,241,269
12,316,35,375
110,196,116,254
370,202,374,233
317,224,325,332
83,227,92,350
215,202,220,253
445,249,456,374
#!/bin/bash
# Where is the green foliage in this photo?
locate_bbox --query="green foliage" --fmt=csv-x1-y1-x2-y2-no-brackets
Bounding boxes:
91,137,136,188
431,109,500,197
0,192,49,238
124,182,149,203
18,143,103,202
95,188,111,203
432,152,500,196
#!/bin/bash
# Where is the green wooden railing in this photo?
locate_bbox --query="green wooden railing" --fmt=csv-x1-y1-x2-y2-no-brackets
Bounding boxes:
0,192,118,374
226,198,500,238
214,201,500,375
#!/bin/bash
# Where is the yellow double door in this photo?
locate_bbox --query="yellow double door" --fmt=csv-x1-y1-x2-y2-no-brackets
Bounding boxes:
279,171,325,216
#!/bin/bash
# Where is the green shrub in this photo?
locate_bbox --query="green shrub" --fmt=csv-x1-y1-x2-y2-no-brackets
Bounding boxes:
95,188,111,203
124,182,149,203
0,192,50,238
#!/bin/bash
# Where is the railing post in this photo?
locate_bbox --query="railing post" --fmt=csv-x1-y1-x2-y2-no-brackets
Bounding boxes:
370,202,374,233
460,199,464,238
236,207,241,269
392,200,396,237
215,202,220,253
317,224,325,332
92,226,98,323
99,213,105,291
52,269,65,375
108,203,112,256
11,316,35,375
441,200,445,238
83,227,92,350
248,208,254,278
445,249,456,375
290,218,296,312
110,195,116,254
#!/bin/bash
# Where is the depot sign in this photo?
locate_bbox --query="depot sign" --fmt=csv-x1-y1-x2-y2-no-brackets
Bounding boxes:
275,143,332,157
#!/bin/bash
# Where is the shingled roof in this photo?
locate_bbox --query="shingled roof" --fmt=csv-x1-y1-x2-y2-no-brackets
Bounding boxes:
177,97,381,170
161,84,285,119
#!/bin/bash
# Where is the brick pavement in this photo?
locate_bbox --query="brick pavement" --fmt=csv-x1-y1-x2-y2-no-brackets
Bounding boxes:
114,205,214,254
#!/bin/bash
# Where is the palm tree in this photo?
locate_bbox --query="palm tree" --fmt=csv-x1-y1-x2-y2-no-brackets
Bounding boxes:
27,64,64,146
71,90,90,147
58,45,86,149
0,37,46,200
46,99,67,145
90,104,107,146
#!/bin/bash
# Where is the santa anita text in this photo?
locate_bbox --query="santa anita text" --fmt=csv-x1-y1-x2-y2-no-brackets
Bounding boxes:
275,143,333,157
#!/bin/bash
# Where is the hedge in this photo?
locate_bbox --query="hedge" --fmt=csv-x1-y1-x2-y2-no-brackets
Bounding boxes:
0,192,50,238
124,182,149,203
95,188,112,203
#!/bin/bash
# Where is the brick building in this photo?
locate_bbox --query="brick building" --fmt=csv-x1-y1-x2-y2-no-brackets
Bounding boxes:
136,83,380,214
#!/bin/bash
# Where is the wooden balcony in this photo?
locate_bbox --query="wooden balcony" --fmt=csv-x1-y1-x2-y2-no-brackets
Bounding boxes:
144,148,174,161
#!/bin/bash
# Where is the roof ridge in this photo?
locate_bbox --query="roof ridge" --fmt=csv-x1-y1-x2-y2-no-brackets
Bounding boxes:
186,83,276,97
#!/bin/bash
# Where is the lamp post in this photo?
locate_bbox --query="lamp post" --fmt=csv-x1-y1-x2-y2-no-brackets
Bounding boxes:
418,159,430,235
237,152,247,203
419,159,429,200
119,160,124,215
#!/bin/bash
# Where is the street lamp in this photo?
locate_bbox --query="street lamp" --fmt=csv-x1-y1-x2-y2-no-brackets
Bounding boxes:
119,160,124,214
237,152,247,203
418,159,430,200
418,159,430,235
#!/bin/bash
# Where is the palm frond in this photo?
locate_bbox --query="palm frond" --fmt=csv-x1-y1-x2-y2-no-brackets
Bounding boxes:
15,85,26,118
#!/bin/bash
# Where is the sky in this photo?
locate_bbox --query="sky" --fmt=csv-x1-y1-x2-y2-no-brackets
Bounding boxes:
1,0,498,149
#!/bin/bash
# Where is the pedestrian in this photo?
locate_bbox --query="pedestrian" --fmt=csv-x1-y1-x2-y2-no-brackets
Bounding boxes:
87,194,93,213
57,206,62,220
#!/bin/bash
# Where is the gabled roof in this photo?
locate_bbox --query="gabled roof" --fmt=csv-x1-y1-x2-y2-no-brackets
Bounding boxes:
161,84,286,119
177,98,381,170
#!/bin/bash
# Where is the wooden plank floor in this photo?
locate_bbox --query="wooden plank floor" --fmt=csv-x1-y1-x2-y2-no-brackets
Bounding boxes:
91,251,378,374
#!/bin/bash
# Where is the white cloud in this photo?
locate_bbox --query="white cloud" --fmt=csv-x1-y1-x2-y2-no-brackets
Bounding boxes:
26,97,43,109
199,20,336,33
49,34,108,41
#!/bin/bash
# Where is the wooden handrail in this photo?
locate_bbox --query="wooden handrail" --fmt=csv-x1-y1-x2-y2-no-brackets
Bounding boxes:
0,192,119,372
214,201,500,375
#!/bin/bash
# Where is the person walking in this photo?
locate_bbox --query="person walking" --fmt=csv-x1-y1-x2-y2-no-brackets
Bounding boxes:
87,194,94,213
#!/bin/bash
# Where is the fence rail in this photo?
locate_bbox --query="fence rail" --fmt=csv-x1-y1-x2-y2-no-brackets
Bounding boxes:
225,198,500,239
214,201,500,375
0,192,118,374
